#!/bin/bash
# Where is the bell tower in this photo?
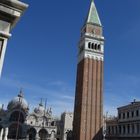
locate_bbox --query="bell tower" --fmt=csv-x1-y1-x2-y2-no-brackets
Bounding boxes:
73,0,105,140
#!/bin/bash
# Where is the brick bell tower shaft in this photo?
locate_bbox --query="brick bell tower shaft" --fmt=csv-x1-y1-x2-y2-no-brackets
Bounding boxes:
73,0,105,140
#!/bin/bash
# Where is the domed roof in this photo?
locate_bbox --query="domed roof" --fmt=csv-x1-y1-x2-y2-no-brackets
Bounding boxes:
7,91,28,111
34,102,45,115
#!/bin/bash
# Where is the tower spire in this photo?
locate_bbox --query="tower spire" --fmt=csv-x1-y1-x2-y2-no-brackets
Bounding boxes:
85,0,102,26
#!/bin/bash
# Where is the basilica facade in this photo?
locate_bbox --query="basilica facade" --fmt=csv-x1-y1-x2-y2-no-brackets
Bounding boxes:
0,91,73,140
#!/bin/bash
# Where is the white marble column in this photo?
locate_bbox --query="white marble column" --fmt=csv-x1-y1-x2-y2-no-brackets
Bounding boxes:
3,128,8,140
0,128,4,140
36,132,40,140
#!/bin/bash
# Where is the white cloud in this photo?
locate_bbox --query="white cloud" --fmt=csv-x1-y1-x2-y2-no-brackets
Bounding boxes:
0,76,74,116
104,73,140,116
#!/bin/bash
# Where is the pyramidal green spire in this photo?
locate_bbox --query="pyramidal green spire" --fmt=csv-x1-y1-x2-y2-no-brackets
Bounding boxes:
86,0,102,26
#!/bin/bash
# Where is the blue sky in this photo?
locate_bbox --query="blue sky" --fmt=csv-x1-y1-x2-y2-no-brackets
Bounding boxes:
1,0,140,116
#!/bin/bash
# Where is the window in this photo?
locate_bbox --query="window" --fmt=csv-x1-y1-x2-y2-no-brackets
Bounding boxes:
132,111,134,117
51,121,55,126
98,44,101,51
136,110,139,117
127,124,130,134
0,39,3,59
132,124,135,134
88,42,91,49
116,126,118,134
119,113,121,119
127,112,129,118
119,126,121,134
92,43,94,49
123,125,126,134
95,44,97,50
123,113,125,119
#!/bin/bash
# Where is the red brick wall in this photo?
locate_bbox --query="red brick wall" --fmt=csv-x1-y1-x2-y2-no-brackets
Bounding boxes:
73,58,104,140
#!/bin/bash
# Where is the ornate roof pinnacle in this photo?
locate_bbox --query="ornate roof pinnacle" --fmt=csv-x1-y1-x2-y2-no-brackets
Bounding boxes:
39,98,43,106
18,88,24,98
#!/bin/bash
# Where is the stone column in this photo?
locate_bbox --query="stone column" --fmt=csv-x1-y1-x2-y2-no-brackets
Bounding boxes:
36,132,40,140
3,128,8,140
0,128,4,140
134,123,137,135
51,131,55,138
0,0,28,77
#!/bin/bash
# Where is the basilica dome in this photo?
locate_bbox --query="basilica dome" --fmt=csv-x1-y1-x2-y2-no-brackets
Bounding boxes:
7,93,28,111
34,102,45,115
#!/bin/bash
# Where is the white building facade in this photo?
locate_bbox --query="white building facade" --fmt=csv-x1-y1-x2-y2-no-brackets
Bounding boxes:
106,101,140,140
0,92,73,140
0,0,28,77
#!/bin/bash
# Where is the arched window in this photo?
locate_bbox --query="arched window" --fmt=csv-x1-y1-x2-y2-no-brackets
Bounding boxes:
67,130,73,140
95,44,97,50
92,43,94,49
28,128,36,140
39,129,48,140
51,121,55,126
88,42,91,49
98,44,101,51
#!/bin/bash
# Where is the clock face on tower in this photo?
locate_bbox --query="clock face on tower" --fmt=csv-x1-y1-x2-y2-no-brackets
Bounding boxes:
92,29,96,34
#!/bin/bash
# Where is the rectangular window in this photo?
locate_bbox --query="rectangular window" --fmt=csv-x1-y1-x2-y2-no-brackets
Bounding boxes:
127,112,129,118
132,111,134,117
123,113,125,119
119,113,121,119
136,110,139,117
0,39,4,59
